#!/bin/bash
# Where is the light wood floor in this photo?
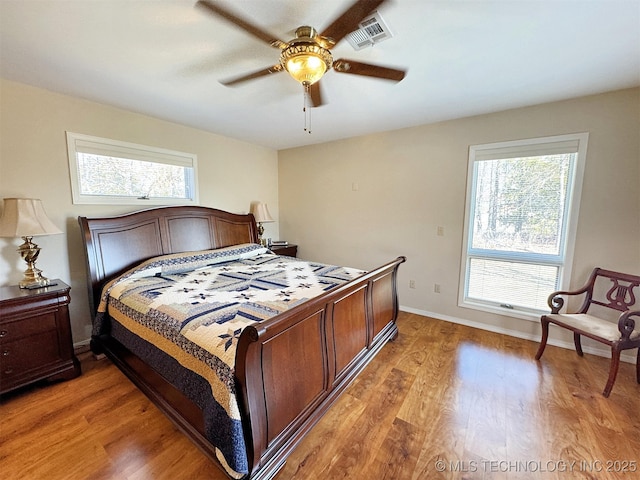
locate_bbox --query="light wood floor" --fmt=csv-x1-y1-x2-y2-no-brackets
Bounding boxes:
1,312,638,479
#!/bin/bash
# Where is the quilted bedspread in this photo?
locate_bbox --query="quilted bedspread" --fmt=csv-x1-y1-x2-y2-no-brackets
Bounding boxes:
94,243,365,478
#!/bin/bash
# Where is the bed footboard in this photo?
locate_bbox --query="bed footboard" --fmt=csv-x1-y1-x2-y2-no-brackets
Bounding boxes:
236,256,406,479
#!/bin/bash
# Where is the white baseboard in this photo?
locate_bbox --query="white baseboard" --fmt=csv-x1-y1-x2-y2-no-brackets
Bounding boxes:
399,305,637,364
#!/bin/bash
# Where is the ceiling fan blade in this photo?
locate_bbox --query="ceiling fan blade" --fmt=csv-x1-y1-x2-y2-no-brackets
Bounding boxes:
220,64,283,86
309,82,324,107
333,59,406,82
196,0,286,48
320,0,388,46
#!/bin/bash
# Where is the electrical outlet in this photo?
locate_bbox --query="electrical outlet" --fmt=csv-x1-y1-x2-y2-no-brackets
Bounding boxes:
434,283,441,293
437,226,444,236
409,280,416,289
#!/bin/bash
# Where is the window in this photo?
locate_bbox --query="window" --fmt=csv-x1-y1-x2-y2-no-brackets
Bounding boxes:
66,132,198,205
459,133,588,318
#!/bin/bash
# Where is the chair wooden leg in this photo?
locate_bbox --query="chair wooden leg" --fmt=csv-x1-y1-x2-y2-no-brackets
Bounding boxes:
535,318,549,360
603,347,622,398
573,332,584,357
636,348,640,384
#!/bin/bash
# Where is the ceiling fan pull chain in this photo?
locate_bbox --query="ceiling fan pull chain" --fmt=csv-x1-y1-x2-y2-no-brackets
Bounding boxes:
303,84,312,134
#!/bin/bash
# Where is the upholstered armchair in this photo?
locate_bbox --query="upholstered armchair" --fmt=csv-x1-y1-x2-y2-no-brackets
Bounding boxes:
535,268,640,397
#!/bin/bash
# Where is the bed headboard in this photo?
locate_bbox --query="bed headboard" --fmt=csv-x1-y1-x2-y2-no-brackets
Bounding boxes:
78,206,258,316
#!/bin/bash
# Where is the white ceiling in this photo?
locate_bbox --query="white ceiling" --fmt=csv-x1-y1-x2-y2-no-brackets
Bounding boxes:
1,0,639,150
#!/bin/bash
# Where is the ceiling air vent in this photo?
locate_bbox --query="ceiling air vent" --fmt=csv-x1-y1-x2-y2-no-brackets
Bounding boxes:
346,11,394,50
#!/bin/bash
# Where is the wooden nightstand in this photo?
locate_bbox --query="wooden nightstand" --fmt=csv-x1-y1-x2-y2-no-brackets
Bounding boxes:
0,280,80,395
270,244,298,258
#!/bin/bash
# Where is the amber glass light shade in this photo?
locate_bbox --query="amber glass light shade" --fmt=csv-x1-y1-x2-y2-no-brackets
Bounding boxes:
280,28,333,85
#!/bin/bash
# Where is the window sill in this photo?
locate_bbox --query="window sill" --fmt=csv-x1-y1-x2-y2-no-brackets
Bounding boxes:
458,299,544,322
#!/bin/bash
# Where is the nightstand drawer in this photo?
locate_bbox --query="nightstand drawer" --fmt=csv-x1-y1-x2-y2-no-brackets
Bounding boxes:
271,244,298,258
1,330,61,380
0,312,57,344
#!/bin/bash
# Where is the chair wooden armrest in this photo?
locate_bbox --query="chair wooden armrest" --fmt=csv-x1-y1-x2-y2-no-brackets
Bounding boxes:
547,267,603,314
547,285,591,313
535,267,640,397
618,310,639,341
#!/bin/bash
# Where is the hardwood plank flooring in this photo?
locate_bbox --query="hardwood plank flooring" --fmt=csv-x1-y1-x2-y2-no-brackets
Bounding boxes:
1,312,638,479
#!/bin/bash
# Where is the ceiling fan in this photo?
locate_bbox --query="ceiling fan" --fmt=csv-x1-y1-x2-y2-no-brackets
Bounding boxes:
195,0,407,107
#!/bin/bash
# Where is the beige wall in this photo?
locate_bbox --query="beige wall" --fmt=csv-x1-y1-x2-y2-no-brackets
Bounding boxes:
278,88,640,358
0,79,279,345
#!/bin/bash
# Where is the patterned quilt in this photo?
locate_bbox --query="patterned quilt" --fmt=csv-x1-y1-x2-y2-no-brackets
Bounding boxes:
94,243,365,478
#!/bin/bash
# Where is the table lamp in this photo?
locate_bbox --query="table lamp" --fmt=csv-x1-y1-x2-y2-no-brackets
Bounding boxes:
0,198,62,288
250,202,274,246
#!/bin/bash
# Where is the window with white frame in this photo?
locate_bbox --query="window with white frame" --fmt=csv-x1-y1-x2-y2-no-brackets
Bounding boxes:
66,132,198,205
459,133,588,318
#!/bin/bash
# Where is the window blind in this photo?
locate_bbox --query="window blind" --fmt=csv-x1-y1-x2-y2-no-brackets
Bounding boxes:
72,136,194,168
472,137,581,161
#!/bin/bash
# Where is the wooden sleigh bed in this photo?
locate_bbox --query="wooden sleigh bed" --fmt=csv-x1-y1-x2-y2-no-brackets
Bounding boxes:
78,205,405,480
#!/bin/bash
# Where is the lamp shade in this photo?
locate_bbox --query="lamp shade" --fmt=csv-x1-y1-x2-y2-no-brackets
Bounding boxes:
0,198,62,237
250,202,274,223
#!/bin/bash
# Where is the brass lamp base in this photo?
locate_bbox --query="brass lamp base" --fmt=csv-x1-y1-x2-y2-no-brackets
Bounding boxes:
257,222,266,246
17,236,52,289
19,270,52,289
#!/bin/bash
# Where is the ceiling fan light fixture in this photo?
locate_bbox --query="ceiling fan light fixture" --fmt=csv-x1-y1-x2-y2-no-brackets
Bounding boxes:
280,27,333,85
